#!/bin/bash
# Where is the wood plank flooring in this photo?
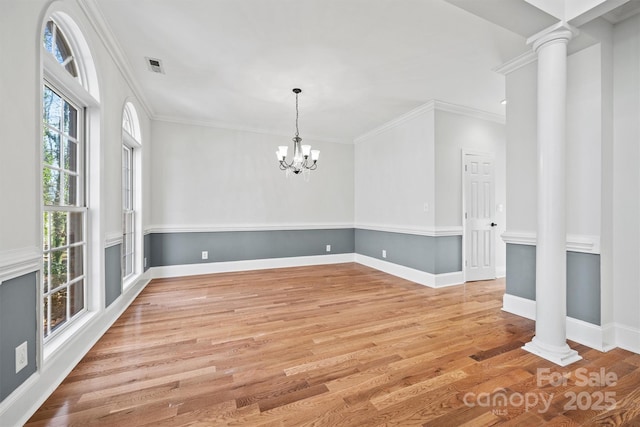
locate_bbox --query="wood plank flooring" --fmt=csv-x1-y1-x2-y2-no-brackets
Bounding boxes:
26,263,640,426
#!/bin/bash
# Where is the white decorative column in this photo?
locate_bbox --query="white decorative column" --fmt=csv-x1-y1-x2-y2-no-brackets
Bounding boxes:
522,22,582,367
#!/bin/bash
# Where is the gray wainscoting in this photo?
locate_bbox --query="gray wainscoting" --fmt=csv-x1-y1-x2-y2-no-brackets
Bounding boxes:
567,252,601,325
505,243,601,325
505,243,536,300
149,229,355,267
105,244,122,307
354,229,462,274
0,272,37,401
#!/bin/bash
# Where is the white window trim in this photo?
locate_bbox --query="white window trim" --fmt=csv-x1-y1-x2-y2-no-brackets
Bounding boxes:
122,128,142,289
43,52,98,108
41,81,89,343
41,20,99,357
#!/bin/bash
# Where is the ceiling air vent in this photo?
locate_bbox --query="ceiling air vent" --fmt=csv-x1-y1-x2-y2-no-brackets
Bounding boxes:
146,57,164,74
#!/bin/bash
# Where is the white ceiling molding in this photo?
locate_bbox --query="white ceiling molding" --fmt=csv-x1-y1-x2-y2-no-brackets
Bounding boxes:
153,115,351,145
494,50,538,75
433,100,506,124
354,99,504,144
78,0,155,119
353,101,436,144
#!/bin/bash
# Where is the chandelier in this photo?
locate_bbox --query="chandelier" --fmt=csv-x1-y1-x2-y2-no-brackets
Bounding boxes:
276,88,319,177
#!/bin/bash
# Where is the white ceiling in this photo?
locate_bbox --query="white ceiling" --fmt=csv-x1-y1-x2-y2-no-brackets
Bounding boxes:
92,0,542,141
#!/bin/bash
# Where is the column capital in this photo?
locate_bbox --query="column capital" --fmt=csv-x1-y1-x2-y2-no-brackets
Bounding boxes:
527,21,579,53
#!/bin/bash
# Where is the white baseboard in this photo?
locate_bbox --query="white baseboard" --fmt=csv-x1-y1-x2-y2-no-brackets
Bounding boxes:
0,275,152,427
501,294,617,352
567,318,617,352
149,254,356,279
496,266,506,278
354,254,464,288
615,323,640,354
502,293,536,320
435,271,466,288
149,253,466,290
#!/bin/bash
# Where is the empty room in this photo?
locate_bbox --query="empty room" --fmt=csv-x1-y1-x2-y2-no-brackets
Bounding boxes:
1,0,640,425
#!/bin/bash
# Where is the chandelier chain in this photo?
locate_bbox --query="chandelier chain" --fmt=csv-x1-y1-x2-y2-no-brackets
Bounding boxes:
295,91,299,138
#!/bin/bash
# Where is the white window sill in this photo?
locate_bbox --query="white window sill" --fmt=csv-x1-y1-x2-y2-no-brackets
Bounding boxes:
123,272,141,291
43,310,97,363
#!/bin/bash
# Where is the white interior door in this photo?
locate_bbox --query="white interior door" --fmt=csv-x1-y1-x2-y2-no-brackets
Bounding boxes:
464,153,496,281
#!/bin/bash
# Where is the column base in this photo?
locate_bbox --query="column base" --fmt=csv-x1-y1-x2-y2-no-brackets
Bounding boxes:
523,337,582,367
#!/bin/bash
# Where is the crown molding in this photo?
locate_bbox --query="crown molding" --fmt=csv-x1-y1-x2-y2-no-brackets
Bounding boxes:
434,100,505,124
153,115,351,145
77,0,155,119
493,50,538,75
354,101,436,143
354,99,505,143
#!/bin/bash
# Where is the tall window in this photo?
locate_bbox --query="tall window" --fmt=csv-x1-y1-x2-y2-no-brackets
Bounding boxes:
122,103,141,283
122,144,134,279
42,20,87,339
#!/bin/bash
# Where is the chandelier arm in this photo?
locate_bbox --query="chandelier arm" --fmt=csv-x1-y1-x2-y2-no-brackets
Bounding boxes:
279,159,293,170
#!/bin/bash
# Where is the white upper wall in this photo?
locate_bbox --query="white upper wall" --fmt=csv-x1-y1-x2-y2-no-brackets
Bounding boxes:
566,44,603,239
354,108,436,231
505,43,604,238
0,0,43,253
149,121,353,229
505,60,538,234
612,13,640,334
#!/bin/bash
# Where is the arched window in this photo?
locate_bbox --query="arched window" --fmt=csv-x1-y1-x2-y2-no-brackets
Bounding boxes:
41,13,97,342
122,102,141,283
43,20,78,78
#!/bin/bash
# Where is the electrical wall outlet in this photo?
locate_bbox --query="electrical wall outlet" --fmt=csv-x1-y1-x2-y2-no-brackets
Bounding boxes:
144,257,147,268
382,250,387,258
15,341,27,373
326,244,331,252
201,251,209,260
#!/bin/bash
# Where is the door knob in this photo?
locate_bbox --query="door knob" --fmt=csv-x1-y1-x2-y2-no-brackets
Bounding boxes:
490,222,498,227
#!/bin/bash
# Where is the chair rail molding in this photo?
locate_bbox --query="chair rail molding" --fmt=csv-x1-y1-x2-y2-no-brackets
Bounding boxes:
501,230,601,254
355,223,463,237
0,247,41,284
145,223,354,234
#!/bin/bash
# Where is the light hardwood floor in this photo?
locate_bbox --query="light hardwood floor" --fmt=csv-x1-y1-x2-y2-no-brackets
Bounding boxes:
27,263,640,426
